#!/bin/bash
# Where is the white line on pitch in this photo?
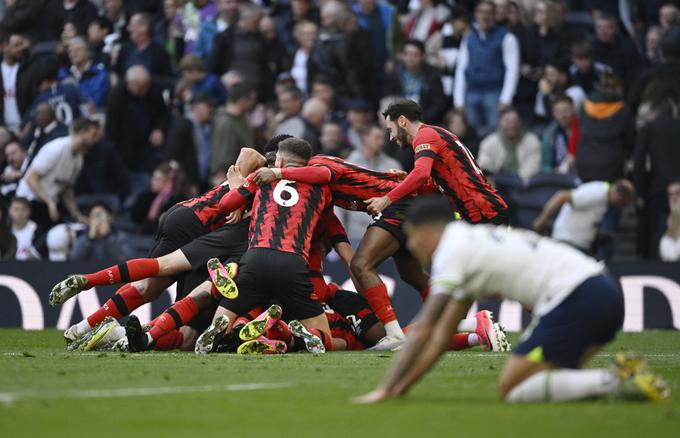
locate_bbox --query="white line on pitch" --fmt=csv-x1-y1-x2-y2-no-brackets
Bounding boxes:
0,382,291,407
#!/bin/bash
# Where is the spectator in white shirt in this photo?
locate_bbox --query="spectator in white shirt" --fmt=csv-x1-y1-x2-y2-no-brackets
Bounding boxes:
8,197,39,260
453,0,520,137
659,182,680,262
15,117,101,233
290,20,318,94
533,179,635,253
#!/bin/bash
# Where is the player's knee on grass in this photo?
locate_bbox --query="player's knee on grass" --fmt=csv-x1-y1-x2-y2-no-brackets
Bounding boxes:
497,356,552,400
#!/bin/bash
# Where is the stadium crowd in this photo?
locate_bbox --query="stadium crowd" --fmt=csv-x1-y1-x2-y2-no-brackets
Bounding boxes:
0,0,679,262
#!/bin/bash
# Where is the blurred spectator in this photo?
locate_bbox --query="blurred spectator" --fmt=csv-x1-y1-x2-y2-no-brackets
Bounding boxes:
57,20,81,68
347,125,401,172
15,117,100,232
28,60,86,128
177,0,218,55
300,97,328,151
319,121,351,158
113,13,173,87
272,86,305,137
195,0,239,61
568,41,606,95
276,0,320,54
178,54,227,106
659,182,680,262
0,205,17,260
131,162,190,234
541,95,579,174
429,6,470,97
289,20,318,94
70,201,134,262
0,0,53,43
103,0,128,39
1,33,37,135
210,82,256,175
633,90,680,259
590,13,641,92
576,73,633,183
454,0,520,137
344,99,373,150
1,140,27,198
88,16,115,66
21,103,68,166
106,65,170,197
403,0,449,46
260,15,291,102
477,107,542,179
153,0,184,67
8,196,39,260
645,26,664,64
75,136,130,202
629,36,680,120
58,37,111,111
659,3,680,34
55,0,98,35
444,109,479,158
209,3,265,91
46,222,84,261
167,92,215,190
533,179,635,254
353,0,400,69
534,59,586,122
385,39,446,124
310,75,344,119
311,1,369,103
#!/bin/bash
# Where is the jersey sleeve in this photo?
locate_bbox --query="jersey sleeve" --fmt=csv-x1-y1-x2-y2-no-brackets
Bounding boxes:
429,228,467,300
280,166,332,184
385,128,442,202
570,182,609,209
220,174,255,212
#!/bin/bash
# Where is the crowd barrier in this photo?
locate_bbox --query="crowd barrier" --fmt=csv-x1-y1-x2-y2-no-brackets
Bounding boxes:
1,260,679,331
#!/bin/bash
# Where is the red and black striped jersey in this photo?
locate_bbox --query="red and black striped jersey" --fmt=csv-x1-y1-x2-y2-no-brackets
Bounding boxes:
237,175,333,263
308,155,402,211
178,182,230,231
412,125,507,223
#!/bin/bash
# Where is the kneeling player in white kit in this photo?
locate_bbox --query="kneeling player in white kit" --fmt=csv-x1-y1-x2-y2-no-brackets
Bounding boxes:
355,197,670,404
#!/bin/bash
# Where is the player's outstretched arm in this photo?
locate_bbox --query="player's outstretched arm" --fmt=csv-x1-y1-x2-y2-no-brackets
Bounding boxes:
365,156,435,215
353,293,452,404
218,188,249,214
253,166,332,186
533,190,571,233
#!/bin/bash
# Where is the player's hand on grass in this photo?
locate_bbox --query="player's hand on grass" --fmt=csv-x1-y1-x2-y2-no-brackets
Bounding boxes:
352,388,391,404
365,196,391,215
253,168,278,185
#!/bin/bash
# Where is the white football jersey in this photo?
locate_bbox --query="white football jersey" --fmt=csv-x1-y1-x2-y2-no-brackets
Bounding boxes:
430,222,605,316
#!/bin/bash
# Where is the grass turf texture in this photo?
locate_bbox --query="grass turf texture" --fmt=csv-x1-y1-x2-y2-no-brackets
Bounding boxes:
1,330,679,438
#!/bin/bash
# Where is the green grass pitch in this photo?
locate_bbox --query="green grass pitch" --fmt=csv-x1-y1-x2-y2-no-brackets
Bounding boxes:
1,330,679,438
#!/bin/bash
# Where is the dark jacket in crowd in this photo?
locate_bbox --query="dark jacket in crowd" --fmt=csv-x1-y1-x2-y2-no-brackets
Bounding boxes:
114,40,174,86
166,116,202,188
591,34,642,92
385,62,447,124
209,29,268,96
52,0,98,35
70,229,135,263
275,6,321,54
0,0,57,42
633,111,680,197
75,138,131,197
131,191,184,234
0,56,39,125
576,91,634,182
21,120,69,166
520,25,568,70
105,82,170,173
627,61,680,114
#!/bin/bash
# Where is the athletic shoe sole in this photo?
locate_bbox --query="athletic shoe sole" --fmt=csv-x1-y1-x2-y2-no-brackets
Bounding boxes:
80,317,119,352
49,275,87,307
125,315,146,352
488,323,511,352
195,315,230,354
237,337,287,355
288,320,325,354
239,304,283,341
207,258,239,299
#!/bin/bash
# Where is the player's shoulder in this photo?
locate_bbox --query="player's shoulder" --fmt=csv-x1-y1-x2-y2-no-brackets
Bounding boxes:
413,125,456,152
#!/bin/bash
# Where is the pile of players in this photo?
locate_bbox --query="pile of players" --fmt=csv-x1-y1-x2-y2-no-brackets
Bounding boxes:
49,99,512,356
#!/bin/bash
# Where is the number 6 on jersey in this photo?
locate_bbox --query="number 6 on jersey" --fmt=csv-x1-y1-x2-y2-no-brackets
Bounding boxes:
273,179,300,207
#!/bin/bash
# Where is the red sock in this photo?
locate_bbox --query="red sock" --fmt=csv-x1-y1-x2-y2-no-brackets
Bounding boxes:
266,320,292,342
419,286,430,301
84,259,160,288
154,330,184,350
449,333,472,351
148,297,198,341
86,284,146,327
309,328,334,351
363,284,397,325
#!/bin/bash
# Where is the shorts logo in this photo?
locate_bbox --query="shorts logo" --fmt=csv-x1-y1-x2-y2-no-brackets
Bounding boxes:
415,143,431,153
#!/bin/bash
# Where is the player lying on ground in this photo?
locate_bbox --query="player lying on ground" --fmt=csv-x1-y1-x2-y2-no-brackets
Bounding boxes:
354,197,671,404
51,148,265,345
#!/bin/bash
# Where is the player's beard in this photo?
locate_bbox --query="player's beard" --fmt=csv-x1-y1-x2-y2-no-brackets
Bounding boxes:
396,125,411,149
